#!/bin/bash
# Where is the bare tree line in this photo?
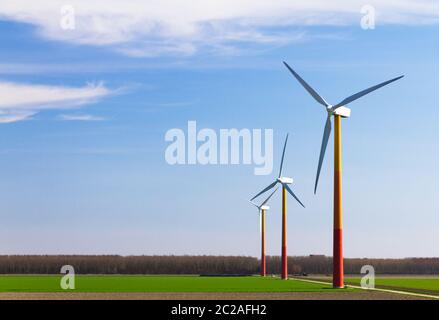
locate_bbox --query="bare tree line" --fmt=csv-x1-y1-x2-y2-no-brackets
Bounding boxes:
0,255,258,275
0,255,437,275
267,256,439,275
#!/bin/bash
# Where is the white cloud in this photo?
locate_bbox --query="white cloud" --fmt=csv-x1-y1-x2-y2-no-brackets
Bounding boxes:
0,1,438,57
59,114,106,121
0,81,112,123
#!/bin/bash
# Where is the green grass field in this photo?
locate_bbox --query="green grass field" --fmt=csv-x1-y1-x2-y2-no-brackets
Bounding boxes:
313,276,439,296
0,275,353,293
2,275,437,296
345,277,439,295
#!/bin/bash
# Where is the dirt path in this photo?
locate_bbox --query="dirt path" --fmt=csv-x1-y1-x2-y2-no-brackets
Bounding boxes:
0,291,427,300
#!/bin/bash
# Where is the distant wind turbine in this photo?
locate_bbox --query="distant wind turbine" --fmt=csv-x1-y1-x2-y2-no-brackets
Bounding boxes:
251,134,305,280
283,61,403,288
250,187,278,277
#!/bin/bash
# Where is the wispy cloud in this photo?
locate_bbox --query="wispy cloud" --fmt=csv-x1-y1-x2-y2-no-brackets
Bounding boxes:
59,114,106,121
1,1,439,57
0,81,113,123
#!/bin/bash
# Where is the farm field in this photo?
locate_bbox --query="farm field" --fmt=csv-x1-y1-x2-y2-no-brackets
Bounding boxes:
310,276,439,296
0,275,354,293
0,275,437,300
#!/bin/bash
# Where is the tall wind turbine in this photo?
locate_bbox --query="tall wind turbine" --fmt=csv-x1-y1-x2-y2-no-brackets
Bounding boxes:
250,188,278,277
283,61,403,288
250,134,305,280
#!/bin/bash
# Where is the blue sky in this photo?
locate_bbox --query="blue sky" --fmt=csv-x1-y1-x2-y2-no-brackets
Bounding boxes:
0,1,438,258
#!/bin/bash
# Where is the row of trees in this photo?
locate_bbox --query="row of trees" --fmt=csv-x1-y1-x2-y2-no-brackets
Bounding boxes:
267,256,439,275
0,255,437,275
0,255,258,275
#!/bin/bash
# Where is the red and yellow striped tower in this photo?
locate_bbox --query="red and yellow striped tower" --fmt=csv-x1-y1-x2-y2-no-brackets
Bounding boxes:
333,115,344,288
281,186,288,280
260,209,266,277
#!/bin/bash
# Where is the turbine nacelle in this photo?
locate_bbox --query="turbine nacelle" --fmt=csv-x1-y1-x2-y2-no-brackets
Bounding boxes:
260,205,270,211
277,177,293,185
327,105,351,118
332,106,351,118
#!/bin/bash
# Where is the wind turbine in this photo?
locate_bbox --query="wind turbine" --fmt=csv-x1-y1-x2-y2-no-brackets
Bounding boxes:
250,134,305,280
283,61,403,288
250,188,278,277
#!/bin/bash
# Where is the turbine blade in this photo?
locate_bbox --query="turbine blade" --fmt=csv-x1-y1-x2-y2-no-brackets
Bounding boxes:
278,134,289,178
333,75,404,109
314,116,332,194
261,187,279,207
250,181,278,201
285,184,305,208
283,61,329,107
249,200,259,209
259,210,262,237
